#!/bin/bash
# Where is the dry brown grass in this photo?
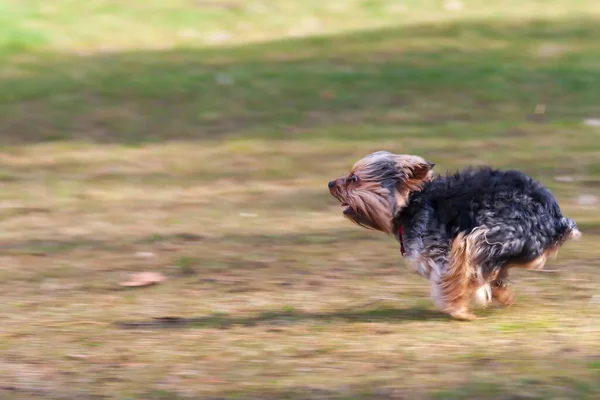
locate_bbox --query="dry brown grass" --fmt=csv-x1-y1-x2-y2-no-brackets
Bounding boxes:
1,1,600,398
0,140,599,399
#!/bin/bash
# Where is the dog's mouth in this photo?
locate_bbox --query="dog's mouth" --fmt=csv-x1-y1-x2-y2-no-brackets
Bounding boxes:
339,202,381,231
340,202,355,215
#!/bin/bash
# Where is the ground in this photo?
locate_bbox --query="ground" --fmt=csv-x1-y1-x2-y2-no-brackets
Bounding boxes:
0,1,599,399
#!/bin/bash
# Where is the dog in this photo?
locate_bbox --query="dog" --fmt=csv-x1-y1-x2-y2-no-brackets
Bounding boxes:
328,151,581,320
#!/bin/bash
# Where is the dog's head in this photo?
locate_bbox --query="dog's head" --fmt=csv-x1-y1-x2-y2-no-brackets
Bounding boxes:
328,151,435,234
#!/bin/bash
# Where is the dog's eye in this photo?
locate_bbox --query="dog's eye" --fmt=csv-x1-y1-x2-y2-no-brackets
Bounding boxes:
347,174,358,184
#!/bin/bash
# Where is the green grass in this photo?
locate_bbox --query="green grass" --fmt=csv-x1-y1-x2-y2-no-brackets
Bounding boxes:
0,1,599,399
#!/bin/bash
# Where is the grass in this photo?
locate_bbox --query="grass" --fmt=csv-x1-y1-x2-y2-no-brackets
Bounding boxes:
0,0,600,399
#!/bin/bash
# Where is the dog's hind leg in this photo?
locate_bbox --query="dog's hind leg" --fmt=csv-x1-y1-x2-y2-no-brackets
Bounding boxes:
490,268,514,307
490,243,563,306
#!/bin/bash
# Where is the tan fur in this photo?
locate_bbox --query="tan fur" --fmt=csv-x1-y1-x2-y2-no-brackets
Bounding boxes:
391,154,434,210
438,233,476,311
331,152,435,235
463,227,495,276
506,245,558,270
491,286,514,306
345,181,394,234
352,153,434,189
437,228,498,317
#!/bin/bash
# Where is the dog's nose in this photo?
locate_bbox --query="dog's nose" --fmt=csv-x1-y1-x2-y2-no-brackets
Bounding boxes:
328,181,335,189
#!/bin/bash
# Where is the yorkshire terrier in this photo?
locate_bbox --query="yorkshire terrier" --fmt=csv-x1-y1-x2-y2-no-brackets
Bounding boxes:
328,151,581,320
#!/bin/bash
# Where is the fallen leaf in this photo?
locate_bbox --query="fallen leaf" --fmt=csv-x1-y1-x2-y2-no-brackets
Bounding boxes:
66,354,88,360
120,272,167,287
135,251,155,258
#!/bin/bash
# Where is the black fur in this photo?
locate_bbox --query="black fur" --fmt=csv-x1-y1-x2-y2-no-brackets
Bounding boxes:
393,167,577,278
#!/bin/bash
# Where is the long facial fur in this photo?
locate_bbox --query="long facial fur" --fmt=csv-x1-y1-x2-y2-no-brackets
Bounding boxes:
328,151,435,234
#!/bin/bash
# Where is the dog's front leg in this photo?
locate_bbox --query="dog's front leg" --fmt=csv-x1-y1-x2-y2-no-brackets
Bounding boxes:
429,272,476,321
431,233,479,321
414,253,476,321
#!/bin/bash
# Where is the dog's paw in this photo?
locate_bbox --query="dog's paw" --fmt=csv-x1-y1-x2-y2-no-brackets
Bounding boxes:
492,287,515,307
450,309,477,321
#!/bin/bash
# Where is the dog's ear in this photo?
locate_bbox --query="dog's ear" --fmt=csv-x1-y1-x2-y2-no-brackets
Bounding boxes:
408,161,435,181
391,155,435,186
388,156,434,211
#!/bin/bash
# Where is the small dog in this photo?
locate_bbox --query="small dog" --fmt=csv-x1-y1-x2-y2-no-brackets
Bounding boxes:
328,151,581,320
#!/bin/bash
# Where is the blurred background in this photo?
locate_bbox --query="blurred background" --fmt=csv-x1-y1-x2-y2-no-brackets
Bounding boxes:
0,1,599,399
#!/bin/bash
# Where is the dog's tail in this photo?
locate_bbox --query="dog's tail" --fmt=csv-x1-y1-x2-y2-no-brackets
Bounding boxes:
560,217,582,241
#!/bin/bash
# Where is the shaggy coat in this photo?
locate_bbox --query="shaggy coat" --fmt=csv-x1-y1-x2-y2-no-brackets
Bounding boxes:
328,151,580,320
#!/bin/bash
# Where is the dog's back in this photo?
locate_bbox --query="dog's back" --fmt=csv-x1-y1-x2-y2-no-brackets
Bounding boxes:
406,167,579,269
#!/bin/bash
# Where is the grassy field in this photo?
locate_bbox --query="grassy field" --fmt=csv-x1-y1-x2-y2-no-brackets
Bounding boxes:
1,0,600,399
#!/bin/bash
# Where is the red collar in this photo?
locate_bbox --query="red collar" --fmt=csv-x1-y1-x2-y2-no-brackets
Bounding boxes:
398,225,405,257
